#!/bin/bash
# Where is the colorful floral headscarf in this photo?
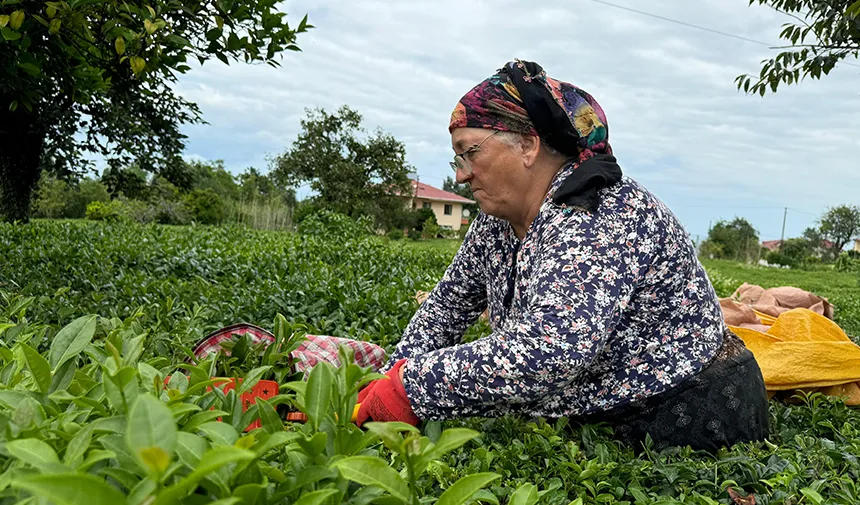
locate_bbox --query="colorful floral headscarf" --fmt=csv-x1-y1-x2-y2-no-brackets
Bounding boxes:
449,59,612,164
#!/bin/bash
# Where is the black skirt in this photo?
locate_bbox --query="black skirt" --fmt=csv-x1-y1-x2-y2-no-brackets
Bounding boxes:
579,330,770,453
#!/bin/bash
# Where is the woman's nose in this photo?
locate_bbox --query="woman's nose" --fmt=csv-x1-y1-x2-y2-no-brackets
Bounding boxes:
455,168,471,184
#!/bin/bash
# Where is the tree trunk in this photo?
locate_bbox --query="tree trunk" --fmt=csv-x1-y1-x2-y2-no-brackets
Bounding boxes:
0,102,44,223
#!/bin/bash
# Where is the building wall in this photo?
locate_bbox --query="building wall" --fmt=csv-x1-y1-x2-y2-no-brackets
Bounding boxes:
855,239,860,252
410,198,464,231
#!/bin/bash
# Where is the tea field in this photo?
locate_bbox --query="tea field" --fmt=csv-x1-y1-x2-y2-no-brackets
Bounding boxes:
2,220,860,505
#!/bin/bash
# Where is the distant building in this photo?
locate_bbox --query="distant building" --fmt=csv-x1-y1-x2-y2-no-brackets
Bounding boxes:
762,238,835,256
761,240,782,252
400,179,475,231
854,239,860,253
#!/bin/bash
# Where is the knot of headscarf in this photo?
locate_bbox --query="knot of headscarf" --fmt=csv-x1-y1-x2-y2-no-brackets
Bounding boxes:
449,59,621,211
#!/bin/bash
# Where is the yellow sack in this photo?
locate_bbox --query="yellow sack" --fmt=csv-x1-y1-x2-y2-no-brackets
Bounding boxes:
728,308,860,405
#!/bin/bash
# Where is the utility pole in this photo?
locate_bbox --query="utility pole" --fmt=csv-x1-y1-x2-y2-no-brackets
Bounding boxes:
780,207,787,247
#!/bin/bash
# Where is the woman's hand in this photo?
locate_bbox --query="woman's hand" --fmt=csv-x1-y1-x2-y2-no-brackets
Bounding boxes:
355,359,419,426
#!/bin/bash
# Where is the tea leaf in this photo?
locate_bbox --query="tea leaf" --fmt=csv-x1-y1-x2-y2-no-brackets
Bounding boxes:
363,422,412,453
331,456,411,503
255,430,301,456
305,363,333,430
19,343,51,394
182,410,230,432
236,365,272,395
139,447,171,474
127,394,178,475
507,483,539,505
11,473,129,505
197,421,239,446
437,473,501,505
175,432,208,468
79,449,117,471
6,439,64,472
294,489,340,505
257,397,282,434
152,446,255,505
48,315,97,371
48,359,76,394
64,424,95,467
800,488,824,505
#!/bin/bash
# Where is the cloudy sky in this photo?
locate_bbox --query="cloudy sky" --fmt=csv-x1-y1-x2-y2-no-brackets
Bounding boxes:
174,0,860,243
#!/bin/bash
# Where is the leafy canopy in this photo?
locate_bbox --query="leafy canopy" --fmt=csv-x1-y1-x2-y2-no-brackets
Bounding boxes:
818,204,860,255
736,0,860,94
271,105,414,228
700,217,761,262
0,0,311,221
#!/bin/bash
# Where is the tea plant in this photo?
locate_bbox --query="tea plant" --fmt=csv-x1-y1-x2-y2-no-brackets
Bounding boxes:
0,312,510,505
2,220,860,504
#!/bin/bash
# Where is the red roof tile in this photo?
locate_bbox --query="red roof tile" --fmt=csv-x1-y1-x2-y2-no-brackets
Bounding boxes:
409,179,475,204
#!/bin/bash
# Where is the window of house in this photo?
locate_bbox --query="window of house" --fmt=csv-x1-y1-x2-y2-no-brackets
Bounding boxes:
444,204,453,215
423,202,432,209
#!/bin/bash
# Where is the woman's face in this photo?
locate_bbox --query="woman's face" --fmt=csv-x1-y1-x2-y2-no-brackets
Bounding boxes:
451,127,529,221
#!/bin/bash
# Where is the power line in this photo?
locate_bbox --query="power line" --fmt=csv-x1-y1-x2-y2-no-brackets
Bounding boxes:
581,0,860,69
583,0,771,46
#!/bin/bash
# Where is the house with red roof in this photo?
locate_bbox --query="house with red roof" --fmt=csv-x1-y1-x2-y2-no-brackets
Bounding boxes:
762,238,835,256
404,179,475,231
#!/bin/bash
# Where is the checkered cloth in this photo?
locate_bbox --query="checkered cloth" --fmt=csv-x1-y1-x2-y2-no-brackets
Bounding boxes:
191,323,388,376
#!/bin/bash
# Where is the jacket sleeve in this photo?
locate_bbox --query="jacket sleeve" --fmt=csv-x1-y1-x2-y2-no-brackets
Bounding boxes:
382,215,489,371
401,212,639,420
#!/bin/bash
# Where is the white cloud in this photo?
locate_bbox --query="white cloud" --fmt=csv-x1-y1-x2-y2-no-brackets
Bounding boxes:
167,0,860,241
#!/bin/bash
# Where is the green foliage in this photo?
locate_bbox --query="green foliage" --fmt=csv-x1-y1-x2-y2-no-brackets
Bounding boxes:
422,222,441,240
766,250,794,268
736,0,860,95
0,309,498,504
0,220,454,356
700,217,761,263
818,204,860,258
183,188,227,225
298,209,375,240
33,174,111,219
0,0,313,222
387,228,404,241
835,252,860,273
102,166,151,200
778,238,814,267
85,201,121,222
2,222,860,504
271,106,414,228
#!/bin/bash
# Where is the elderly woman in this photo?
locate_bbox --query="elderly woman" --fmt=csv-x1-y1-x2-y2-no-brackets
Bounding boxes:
356,60,769,452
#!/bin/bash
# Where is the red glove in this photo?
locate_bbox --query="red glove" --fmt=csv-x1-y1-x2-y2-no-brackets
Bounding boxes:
355,359,419,427
357,380,377,403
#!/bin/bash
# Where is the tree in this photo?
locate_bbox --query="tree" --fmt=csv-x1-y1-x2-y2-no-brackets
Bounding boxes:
237,167,296,206
735,0,860,95
442,176,479,216
818,204,860,257
0,0,312,222
185,159,240,201
271,106,414,226
700,217,761,262
101,166,149,200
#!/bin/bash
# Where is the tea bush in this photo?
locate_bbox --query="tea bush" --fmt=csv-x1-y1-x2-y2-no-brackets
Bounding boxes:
0,310,505,505
2,221,860,505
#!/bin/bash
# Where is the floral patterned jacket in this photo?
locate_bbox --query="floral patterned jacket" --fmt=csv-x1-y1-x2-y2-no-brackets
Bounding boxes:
385,164,726,421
